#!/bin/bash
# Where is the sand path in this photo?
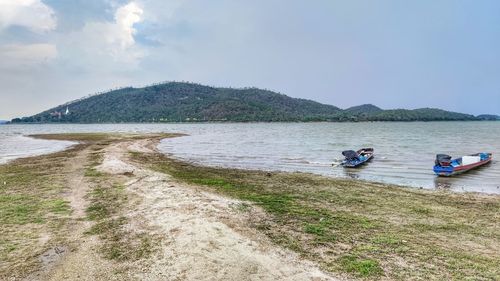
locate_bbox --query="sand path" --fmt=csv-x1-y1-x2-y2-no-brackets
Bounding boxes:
30,138,340,280
26,147,122,281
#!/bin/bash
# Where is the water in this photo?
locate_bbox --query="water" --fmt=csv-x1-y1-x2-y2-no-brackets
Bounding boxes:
1,122,499,194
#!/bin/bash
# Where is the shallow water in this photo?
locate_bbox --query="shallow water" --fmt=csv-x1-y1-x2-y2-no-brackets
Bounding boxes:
1,122,499,194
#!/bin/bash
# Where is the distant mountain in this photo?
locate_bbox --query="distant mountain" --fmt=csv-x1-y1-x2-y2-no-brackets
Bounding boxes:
367,108,477,121
476,114,500,121
11,82,479,123
344,104,383,115
340,104,384,120
12,82,341,123
0,120,7,124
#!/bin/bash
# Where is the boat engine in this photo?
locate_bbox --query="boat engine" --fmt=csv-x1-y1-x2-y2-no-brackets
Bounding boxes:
436,154,452,167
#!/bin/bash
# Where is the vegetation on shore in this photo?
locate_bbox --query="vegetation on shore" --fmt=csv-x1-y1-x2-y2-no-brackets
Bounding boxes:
11,82,480,123
131,148,500,280
0,146,78,278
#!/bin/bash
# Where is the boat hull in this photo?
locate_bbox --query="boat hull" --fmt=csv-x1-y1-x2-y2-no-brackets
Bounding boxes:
341,148,374,168
342,155,373,168
433,154,492,176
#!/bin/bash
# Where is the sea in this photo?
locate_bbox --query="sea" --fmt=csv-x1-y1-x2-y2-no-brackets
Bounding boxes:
0,122,499,194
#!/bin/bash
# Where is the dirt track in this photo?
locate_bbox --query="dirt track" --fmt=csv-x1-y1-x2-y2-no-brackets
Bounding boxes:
30,138,338,281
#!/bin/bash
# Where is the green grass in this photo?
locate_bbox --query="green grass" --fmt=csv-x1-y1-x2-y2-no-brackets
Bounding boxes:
0,195,41,224
46,199,71,215
0,148,80,278
338,255,383,277
371,235,401,246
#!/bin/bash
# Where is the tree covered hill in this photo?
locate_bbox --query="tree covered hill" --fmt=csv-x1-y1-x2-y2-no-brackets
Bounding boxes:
13,82,341,123
344,104,383,115
477,114,500,121
368,108,478,121
11,82,479,123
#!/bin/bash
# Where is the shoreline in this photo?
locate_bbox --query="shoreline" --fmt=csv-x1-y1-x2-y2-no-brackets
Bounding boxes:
3,119,499,126
2,132,498,196
0,133,498,280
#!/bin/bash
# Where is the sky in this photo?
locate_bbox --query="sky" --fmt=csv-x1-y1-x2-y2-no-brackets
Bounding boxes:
0,0,499,120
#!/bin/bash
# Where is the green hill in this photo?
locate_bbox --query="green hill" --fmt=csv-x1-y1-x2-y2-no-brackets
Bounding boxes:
368,108,477,121
12,82,341,123
339,104,383,121
11,82,479,123
344,104,383,115
477,114,500,121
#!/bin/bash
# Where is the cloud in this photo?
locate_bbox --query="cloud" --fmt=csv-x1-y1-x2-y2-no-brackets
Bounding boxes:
0,43,57,69
114,2,143,48
0,0,57,32
63,1,144,65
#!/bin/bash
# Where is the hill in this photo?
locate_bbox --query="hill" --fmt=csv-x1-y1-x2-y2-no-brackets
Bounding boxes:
339,104,383,121
11,82,479,123
344,104,383,115
12,82,341,123
0,120,7,124
368,108,477,121
476,114,500,121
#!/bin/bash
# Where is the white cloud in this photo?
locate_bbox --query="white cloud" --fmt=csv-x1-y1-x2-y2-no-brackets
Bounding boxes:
0,43,57,69
65,1,144,65
114,2,143,48
0,0,56,32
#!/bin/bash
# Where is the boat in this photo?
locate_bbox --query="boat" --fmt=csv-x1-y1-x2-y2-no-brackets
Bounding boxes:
433,153,492,176
341,148,374,168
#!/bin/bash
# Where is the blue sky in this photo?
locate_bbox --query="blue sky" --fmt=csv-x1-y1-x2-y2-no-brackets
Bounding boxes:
0,0,499,119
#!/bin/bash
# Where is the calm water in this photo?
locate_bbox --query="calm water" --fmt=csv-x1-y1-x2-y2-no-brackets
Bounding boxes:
0,122,499,194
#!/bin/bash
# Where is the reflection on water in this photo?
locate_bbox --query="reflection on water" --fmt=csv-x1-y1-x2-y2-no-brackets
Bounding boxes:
343,170,361,179
1,122,499,194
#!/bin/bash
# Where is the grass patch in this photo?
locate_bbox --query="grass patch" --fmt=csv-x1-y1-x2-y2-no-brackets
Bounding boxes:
85,167,104,177
304,223,326,235
0,147,82,279
371,235,401,246
46,199,71,215
410,206,432,215
0,195,42,224
338,255,383,277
